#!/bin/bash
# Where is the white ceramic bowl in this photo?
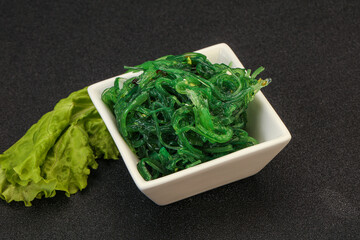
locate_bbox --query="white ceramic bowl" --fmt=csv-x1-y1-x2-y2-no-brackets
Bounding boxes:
88,43,291,205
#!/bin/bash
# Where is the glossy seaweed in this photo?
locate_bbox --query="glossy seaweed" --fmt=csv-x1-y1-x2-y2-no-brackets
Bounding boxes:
102,53,270,180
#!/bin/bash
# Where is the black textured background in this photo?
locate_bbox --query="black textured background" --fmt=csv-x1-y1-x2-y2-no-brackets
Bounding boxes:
1,0,359,239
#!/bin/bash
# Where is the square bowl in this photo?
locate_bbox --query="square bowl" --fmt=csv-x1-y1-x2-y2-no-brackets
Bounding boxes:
88,43,291,205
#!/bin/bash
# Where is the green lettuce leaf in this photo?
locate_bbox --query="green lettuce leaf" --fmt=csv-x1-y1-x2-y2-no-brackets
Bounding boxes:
84,111,119,160
0,87,119,206
0,168,57,206
41,122,98,197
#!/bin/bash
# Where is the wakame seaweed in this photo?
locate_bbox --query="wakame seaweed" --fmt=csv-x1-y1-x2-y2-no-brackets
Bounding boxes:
102,52,270,181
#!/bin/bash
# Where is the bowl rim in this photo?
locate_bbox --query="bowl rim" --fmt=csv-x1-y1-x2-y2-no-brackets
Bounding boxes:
88,43,291,190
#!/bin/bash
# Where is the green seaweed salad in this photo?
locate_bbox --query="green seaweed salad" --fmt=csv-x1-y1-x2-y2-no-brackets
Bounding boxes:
102,52,270,181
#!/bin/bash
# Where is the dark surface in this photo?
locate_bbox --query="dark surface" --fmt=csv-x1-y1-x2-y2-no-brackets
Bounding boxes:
1,0,359,239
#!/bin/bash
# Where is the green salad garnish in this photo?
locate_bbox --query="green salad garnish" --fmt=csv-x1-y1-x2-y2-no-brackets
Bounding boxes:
102,52,270,181
0,88,119,206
